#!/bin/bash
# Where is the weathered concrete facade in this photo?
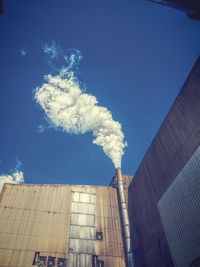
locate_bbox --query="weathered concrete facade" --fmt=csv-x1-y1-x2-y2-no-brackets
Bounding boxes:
0,179,132,267
128,56,200,267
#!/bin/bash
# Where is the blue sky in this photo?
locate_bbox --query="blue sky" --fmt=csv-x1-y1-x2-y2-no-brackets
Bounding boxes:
0,0,199,186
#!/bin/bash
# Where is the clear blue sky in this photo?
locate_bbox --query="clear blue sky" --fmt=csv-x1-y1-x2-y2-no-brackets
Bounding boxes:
0,0,199,185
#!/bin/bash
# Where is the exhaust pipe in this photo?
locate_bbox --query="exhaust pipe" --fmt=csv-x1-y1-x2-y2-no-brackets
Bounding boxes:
116,168,135,267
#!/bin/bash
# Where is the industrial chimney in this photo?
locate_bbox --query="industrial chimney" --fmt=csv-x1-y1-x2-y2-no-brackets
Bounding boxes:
116,168,135,267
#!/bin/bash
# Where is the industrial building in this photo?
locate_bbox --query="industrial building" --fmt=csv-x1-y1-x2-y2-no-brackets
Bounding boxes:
128,56,200,267
0,175,132,267
0,56,200,267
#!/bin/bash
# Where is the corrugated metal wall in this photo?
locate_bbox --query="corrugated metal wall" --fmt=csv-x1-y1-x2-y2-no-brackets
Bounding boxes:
96,186,126,266
0,183,127,266
0,184,71,266
128,56,200,267
158,145,200,267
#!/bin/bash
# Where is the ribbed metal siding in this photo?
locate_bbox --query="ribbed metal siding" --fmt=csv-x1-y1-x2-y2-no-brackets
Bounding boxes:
0,184,71,266
0,184,126,266
158,145,200,267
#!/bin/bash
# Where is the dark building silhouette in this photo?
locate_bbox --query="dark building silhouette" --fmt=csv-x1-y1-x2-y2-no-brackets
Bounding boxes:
0,0,3,15
148,0,200,20
128,56,200,267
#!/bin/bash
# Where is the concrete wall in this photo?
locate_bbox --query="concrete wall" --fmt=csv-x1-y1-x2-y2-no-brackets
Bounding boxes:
0,182,128,267
128,56,200,267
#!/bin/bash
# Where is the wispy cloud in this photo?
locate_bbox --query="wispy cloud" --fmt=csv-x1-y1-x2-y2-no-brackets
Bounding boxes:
20,48,27,56
0,159,25,193
0,170,24,193
35,46,126,168
42,42,82,74
37,124,52,133
64,49,82,69
15,158,23,169
37,125,46,133
43,41,63,59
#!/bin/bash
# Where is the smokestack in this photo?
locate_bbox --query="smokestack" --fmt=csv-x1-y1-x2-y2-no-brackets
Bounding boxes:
116,168,135,267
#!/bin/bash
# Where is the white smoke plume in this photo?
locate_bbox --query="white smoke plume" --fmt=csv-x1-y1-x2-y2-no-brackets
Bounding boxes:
0,171,24,193
35,75,126,168
35,49,126,168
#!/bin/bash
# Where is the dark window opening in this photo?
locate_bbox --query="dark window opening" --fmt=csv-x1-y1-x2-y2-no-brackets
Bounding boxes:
97,260,104,267
92,255,97,267
96,231,103,240
36,256,47,266
58,258,67,267
92,255,104,267
47,256,56,266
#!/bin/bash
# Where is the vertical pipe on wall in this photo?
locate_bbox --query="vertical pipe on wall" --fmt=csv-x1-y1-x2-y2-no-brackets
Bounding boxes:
116,168,135,267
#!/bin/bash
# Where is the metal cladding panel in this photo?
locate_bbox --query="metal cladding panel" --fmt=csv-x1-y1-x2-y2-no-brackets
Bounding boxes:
0,250,66,266
68,186,126,267
128,56,200,267
0,184,126,266
68,253,91,267
71,202,95,214
72,191,96,204
69,239,96,254
0,184,71,266
158,145,200,267
95,186,125,259
70,225,95,239
70,213,95,226
68,190,96,266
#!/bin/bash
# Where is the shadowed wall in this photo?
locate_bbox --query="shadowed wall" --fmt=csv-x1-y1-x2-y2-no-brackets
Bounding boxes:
128,56,200,267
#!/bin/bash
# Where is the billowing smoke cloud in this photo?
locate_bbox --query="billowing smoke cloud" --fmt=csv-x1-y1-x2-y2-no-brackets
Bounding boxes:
0,171,24,193
35,48,126,168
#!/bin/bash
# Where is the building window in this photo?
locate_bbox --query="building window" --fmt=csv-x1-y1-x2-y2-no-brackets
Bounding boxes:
92,255,104,267
47,256,56,266
58,258,67,267
96,231,103,240
97,260,104,267
36,256,47,266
